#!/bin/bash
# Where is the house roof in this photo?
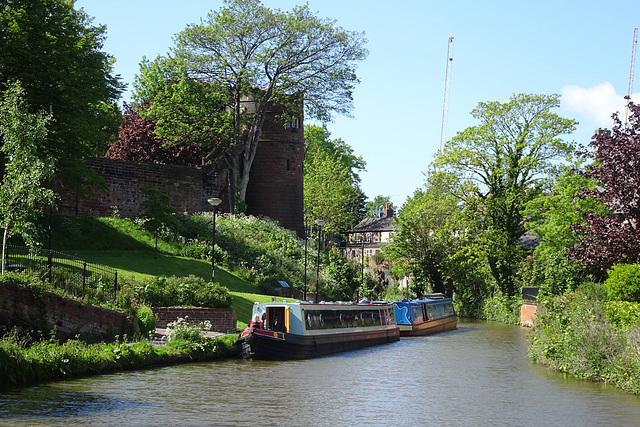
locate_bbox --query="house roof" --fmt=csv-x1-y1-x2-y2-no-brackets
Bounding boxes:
351,217,396,233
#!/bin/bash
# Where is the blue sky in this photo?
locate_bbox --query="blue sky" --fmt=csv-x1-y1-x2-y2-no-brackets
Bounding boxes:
76,0,640,208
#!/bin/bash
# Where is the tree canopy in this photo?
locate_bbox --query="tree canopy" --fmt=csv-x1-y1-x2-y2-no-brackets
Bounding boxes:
170,0,368,208
0,81,56,272
0,0,124,181
304,124,366,237
568,103,640,274
365,195,395,218
435,93,577,296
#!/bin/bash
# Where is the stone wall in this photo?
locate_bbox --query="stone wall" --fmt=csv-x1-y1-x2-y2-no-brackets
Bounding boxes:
152,307,237,333
245,109,304,236
0,282,132,341
58,158,229,218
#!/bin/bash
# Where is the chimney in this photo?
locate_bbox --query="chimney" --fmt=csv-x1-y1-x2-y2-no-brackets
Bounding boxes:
383,203,394,218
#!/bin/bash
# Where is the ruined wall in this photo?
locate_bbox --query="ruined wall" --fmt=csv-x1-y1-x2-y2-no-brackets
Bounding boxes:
58,159,229,218
0,282,132,341
245,110,304,236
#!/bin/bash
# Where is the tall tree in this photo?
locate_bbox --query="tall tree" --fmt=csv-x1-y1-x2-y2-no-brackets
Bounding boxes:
304,125,366,237
435,93,577,296
0,82,56,273
139,186,180,260
172,0,368,209
128,56,233,165
0,0,124,183
568,104,640,275
385,169,465,297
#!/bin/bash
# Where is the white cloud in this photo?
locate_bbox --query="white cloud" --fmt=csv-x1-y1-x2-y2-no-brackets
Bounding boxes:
561,82,632,128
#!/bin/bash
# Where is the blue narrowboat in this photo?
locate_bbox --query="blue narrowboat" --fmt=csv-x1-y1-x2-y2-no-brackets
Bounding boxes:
392,294,457,337
238,301,400,360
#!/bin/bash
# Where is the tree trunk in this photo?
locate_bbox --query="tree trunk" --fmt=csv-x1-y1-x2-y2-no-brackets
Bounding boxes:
235,82,275,203
2,225,9,275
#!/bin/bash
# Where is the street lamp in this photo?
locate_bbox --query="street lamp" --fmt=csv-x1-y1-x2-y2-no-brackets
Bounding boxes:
315,219,325,303
207,197,222,281
303,211,309,301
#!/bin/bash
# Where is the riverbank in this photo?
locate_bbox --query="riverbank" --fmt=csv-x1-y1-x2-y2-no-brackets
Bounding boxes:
0,331,239,389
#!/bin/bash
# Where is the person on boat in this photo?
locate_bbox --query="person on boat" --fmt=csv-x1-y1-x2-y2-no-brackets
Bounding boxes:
249,313,262,330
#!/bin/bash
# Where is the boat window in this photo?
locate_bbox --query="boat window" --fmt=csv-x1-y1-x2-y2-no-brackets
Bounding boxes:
305,309,383,330
411,304,423,323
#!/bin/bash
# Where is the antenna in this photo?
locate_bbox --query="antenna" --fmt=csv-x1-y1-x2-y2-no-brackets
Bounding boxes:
625,27,637,127
440,34,454,151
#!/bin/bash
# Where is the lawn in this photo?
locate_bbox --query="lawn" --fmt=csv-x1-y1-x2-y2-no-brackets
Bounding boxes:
78,249,282,329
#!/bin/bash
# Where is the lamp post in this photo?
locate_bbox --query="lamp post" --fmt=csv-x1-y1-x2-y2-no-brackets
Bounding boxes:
361,242,365,295
303,211,309,301
207,197,222,281
315,219,325,303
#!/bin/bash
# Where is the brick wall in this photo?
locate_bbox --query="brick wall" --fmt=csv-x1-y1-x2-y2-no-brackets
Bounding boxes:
58,158,229,218
0,282,132,341
520,302,538,327
152,307,237,333
245,111,304,236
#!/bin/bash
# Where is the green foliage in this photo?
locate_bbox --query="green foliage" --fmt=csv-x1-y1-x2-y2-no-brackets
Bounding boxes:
133,305,158,337
0,329,237,387
605,301,640,330
163,316,211,343
0,0,124,178
386,169,468,297
436,93,578,296
139,275,232,308
0,81,56,268
517,251,584,297
139,186,181,258
366,195,394,218
132,56,232,157
321,247,360,301
528,282,640,393
170,0,368,204
482,292,521,324
304,124,367,237
604,263,640,302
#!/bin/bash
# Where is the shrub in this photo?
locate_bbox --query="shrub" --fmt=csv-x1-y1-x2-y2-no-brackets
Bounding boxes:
604,263,640,302
164,316,211,343
482,292,521,324
605,301,640,330
134,305,158,337
140,275,231,308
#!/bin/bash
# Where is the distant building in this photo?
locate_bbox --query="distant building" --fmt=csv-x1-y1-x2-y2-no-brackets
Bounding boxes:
345,203,396,259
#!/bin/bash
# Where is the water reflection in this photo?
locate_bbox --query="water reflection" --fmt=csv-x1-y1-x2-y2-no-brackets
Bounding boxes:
1,321,640,426
0,384,148,419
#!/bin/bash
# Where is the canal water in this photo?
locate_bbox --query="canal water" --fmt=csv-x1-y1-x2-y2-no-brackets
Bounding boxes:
2,320,640,426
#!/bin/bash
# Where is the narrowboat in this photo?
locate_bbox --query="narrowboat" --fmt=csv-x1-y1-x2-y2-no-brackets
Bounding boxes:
238,301,400,360
392,294,457,337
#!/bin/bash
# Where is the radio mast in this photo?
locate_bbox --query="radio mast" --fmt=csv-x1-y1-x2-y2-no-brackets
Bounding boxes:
625,27,638,127
440,34,454,151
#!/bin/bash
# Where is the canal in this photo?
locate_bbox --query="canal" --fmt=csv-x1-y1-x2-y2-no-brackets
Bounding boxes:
2,320,640,426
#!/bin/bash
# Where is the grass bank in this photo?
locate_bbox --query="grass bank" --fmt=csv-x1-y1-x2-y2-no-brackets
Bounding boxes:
0,331,238,388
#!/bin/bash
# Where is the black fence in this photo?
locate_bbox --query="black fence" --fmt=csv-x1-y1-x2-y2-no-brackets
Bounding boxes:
5,245,118,299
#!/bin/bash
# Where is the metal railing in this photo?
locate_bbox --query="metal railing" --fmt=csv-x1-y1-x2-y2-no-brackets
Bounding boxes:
5,245,118,299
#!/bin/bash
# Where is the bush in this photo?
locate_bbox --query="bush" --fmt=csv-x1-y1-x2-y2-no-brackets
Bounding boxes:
482,292,521,324
604,263,640,302
164,316,211,343
605,301,640,330
528,282,640,393
134,305,158,337
517,252,583,297
140,275,231,308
